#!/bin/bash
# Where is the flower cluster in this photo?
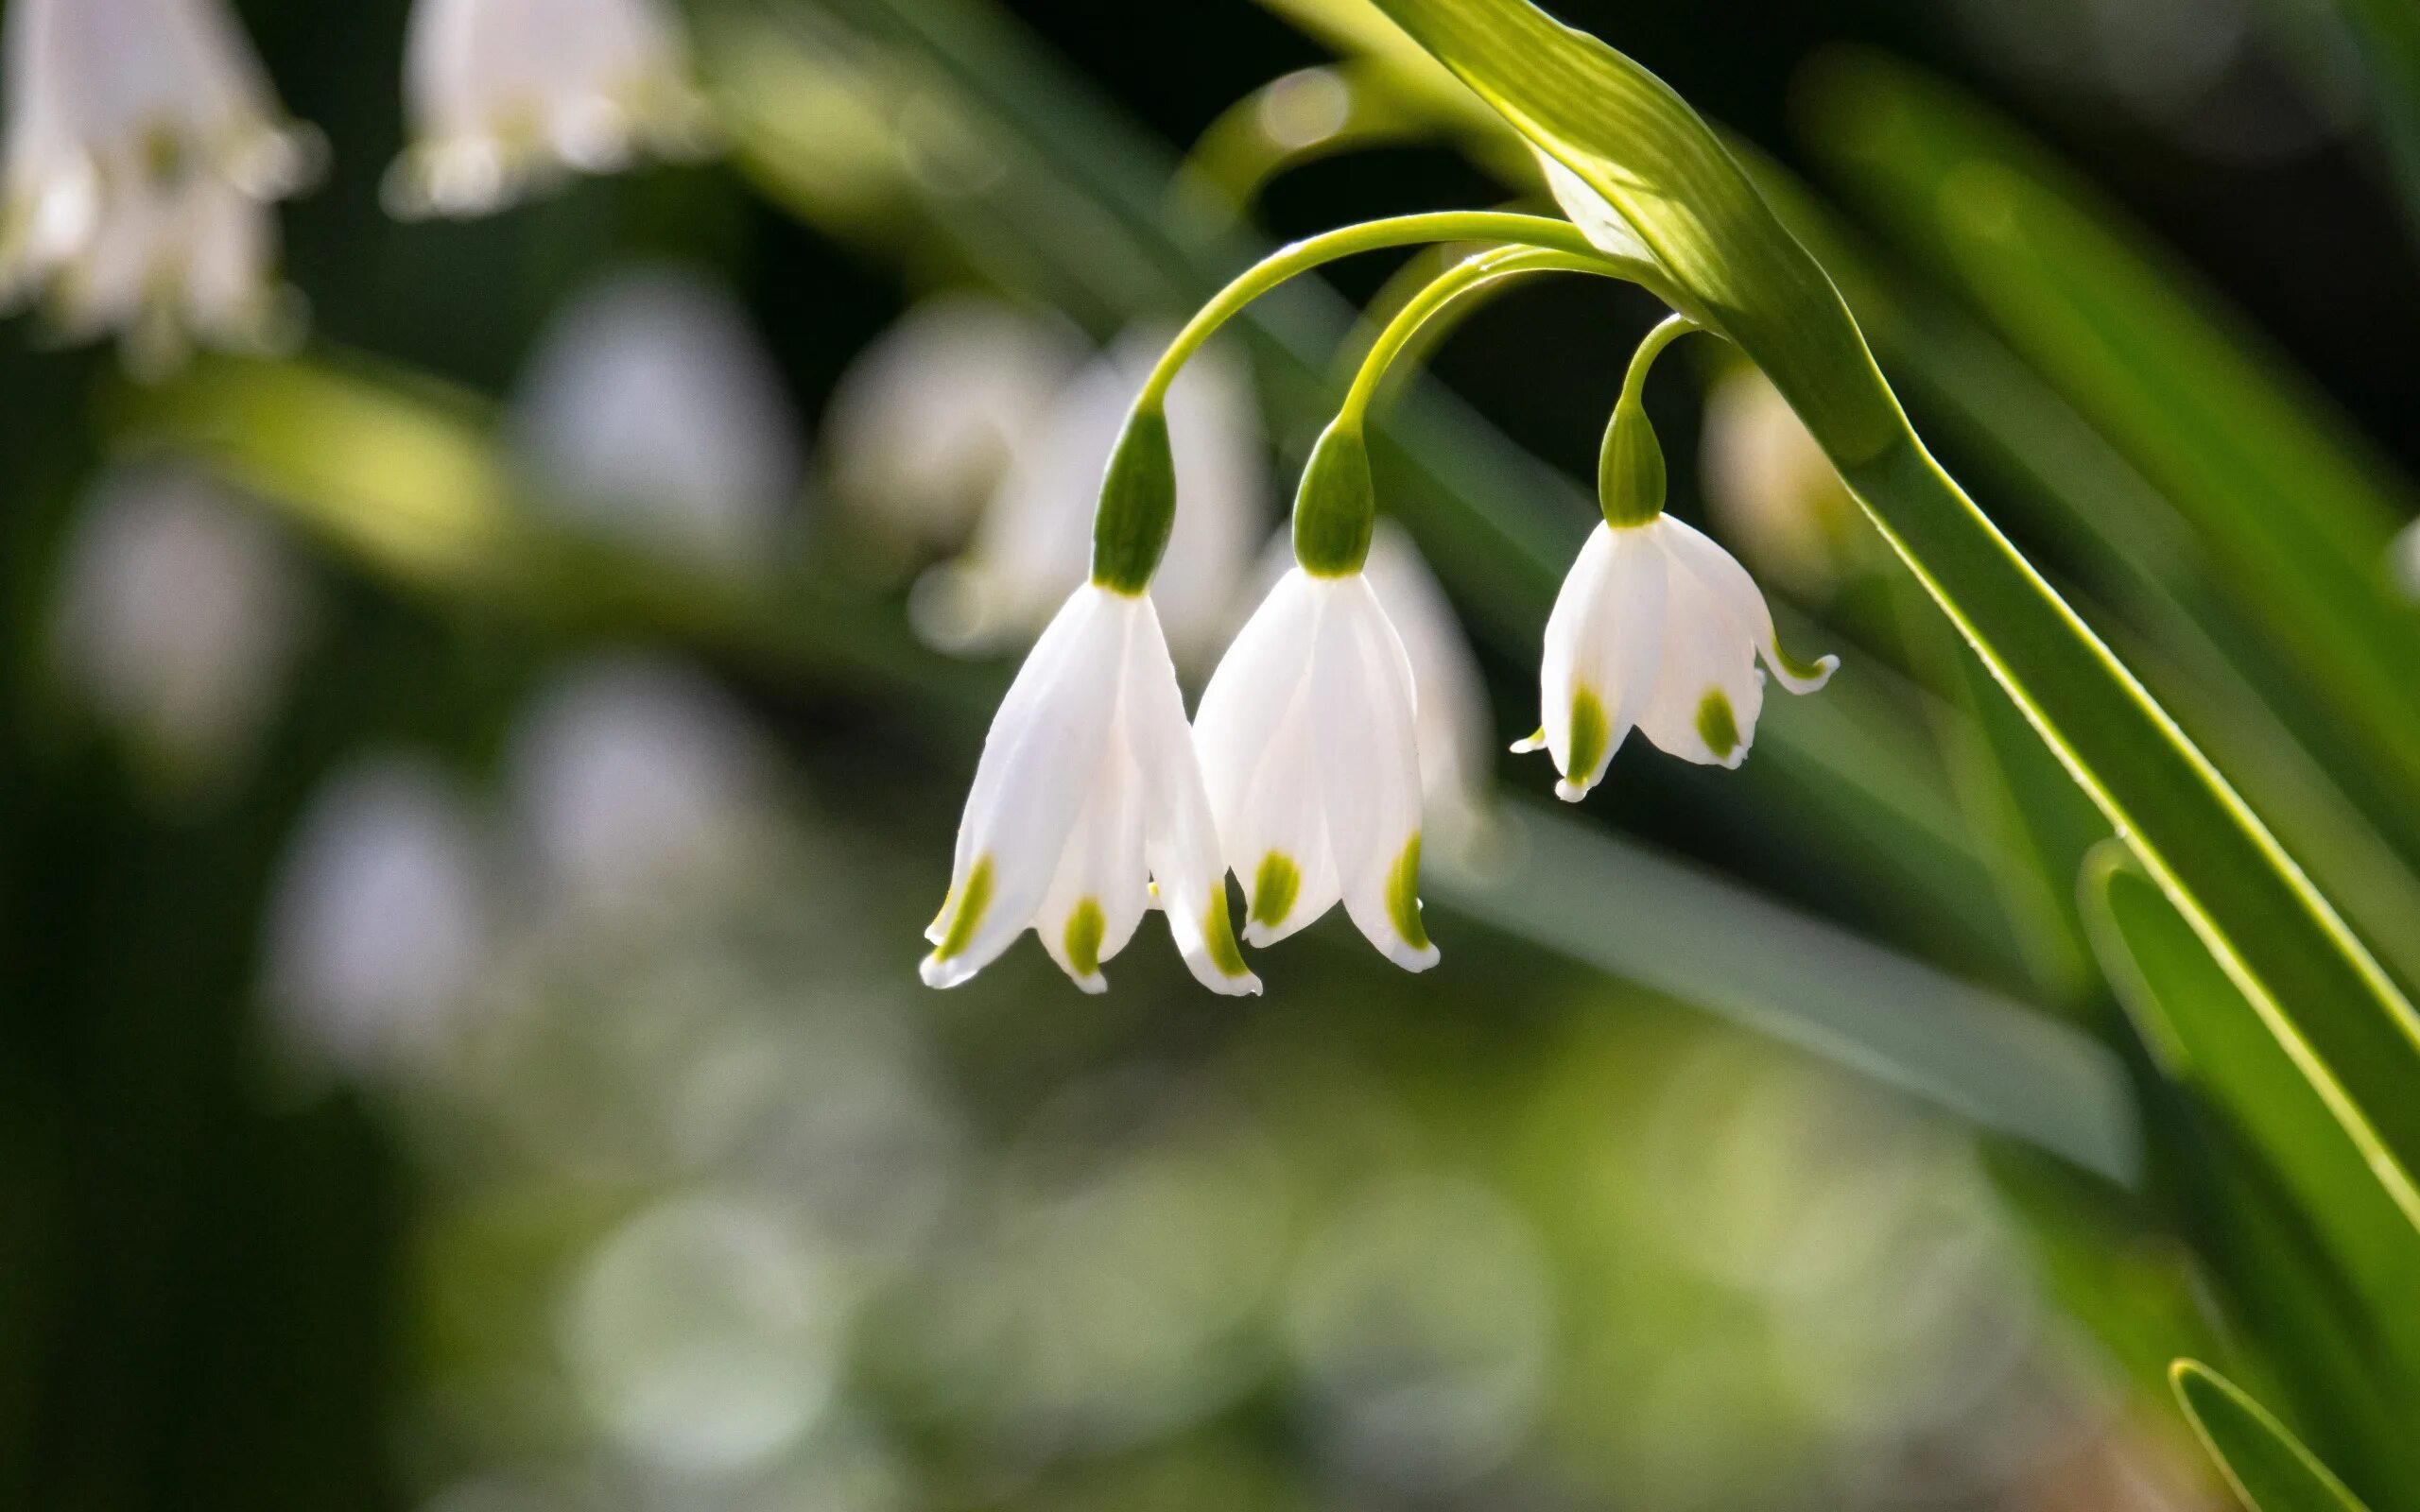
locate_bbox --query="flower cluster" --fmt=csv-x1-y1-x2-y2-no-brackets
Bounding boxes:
0,0,706,369
918,182,1840,995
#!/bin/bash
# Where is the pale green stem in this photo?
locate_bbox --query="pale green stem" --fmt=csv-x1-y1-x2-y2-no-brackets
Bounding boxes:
1336,246,1619,429
1613,312,1704,415
1132,211,1639,411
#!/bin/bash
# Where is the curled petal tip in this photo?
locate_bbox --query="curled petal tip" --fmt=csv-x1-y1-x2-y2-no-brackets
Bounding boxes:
1210,970,1264,998
1388,942,1443,973
918,953,973,989
1241,921,1280,948
1509,728,1547,754
1070,971,1109,996
1554,777,1593,802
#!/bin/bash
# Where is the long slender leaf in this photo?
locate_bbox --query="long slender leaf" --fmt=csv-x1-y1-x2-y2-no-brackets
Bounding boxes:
2174,1360,2375,1512
2083,848,2420,1396
1362,0,2420,1231
1799,53,2420,844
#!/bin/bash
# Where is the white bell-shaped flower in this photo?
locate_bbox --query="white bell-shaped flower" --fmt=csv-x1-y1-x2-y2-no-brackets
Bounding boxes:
1517,514,1838,800
388,0,710,219
924,583,1260,996
1239,519,1494,846
508,265,804,574
2394,517,2420,602
823,292,1083,552
1196,564,1439,971
0,0,317,369
911,331,1266,666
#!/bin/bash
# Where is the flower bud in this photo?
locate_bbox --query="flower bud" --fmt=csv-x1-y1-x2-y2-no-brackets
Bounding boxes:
1089,407,1176,593
1598,397,1666,529
1291,420,1376,576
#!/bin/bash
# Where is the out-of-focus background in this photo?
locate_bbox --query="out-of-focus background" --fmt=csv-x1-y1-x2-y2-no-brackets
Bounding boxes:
5,0,2419,1507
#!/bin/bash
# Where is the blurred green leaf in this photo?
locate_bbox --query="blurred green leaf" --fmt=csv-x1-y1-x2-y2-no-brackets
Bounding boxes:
1363,0,2420,1249
1800,53,2420,850
2083,849,2420,1394
2174,1360,2375,1512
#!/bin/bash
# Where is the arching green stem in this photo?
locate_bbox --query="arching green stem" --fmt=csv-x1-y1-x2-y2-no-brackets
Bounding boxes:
1599,313,1705,527
1336,245,1618,428
1132,211,1656,411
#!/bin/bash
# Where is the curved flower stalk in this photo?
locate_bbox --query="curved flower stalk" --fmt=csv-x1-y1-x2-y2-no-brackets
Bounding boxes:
823,292,1084,554
912,331,1267,667
0,0,320,371
1199,425,1439,971
507,265,804,575
923,580,1259,996
1521,320,1837,799
388,0,711,219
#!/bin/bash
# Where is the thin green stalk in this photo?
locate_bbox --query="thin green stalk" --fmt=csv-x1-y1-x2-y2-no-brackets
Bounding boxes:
1132,210,1653,410
1336,246,1614,427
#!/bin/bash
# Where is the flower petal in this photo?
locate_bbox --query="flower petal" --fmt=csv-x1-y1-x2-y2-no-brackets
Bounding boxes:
1657,514,1838,694
1634,526,1766,768
1311,576,1438,971
923,585,1127,987
1126,594,1261,995
1543,524,1667,801
1232,682,1341,948
1196,567,1317,842
1034,729,1149,993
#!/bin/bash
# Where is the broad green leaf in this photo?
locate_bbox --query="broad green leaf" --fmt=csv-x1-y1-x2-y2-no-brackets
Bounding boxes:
2173,1360,2375,1512
1800,54,2420,850
2083,848,2420,1394
1363,0,2420,1231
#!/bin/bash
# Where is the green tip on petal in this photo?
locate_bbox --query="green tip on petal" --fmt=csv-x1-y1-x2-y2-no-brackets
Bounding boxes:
1203,885,1253,978
1773,639,1839,689
1386,833,1431,951
1250,852,1302,929
1566,687,1610,787
932,855,994,961
1063,897,1106,979
1696,689,1740,761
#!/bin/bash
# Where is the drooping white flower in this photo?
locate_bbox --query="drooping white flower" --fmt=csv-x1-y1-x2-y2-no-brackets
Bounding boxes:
508,265,804,574
823,292,1083,552
48,462,311,783
1195,566,1439,971
924,583,1259,996
912,331,1267,666
506,653,782,927
1516,515,1837,801
1240,520,1494,844
263,755,490,1079
388,0,711,219
1701,365,1866,600
0,0,318,369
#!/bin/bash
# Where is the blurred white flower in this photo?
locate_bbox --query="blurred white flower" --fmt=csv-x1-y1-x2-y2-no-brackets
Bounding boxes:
1285,1174,1554,1492
263,756,490,1080
389,0,711,219
560,1191,842,1473
507,266,804,575
506,653,782,924
49,463,310,783
911,331,1267,666
823,291,1084,552
1701,365,1865,601
0,0,318,371
1243,519,1494,845
2394,518,2420,602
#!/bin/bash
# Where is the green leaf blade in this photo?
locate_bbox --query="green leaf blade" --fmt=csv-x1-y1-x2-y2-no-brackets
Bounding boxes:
2173,1360,2375,1512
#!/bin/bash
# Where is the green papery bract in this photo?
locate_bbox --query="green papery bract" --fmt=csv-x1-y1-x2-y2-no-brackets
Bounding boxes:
1089,405,1177,594
1292,419,1377,576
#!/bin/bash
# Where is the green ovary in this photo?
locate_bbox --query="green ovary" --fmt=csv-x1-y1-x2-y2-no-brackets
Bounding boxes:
1251,852,1303,928
1567,687,1610,782
933,855,994,960
1386,833,1430,950
1696,690,1740,759
1063,897,1107,978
